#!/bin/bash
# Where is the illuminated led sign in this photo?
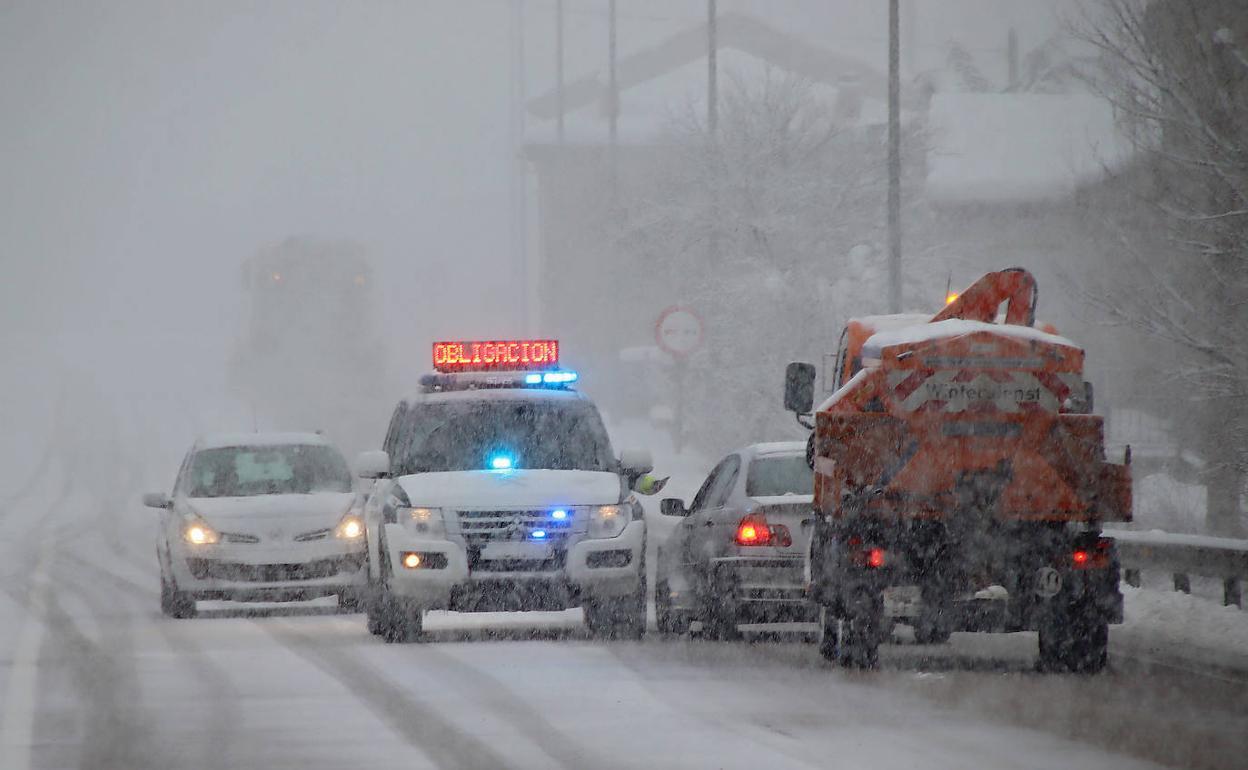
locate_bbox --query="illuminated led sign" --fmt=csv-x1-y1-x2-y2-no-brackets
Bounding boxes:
433,339,560,372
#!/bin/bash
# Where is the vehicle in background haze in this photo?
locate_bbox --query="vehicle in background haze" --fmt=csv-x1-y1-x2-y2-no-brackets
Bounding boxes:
228,237,389,458
356,339,654,642
654,442,816,640
144,432,368,618
785,268,1131,671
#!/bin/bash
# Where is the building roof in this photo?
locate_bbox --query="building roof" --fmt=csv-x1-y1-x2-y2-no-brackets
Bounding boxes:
526,13,896,145
925,92,1132,205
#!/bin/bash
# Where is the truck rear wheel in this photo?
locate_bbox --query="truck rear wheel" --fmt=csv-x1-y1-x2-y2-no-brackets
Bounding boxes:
1038,606,1108,674
817,607,841,662
837,591,882,669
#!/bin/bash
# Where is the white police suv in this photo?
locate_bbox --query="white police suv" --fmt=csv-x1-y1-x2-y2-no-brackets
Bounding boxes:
355,339,652,642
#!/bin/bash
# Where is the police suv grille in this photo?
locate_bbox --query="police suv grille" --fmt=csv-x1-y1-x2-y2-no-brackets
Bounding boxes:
455,510,575,543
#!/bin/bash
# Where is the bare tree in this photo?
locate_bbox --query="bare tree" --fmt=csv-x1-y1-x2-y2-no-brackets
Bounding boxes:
614,72,934,453
1077,0,1248,535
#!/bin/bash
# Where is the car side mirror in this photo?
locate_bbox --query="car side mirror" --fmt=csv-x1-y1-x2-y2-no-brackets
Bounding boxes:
143,492,171,509
355,450,391,479
660,498,687,517
619,448,653,476
784,361,816,414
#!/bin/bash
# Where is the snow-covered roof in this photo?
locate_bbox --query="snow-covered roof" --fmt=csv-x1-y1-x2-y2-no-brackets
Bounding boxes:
196,431,331,450
525,13,894,147
863,318,1081,355
925,93,1131,204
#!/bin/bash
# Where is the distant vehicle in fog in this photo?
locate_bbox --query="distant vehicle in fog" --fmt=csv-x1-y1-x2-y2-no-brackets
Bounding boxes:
144,432,368,618
228,237,388,457
654,442,816,640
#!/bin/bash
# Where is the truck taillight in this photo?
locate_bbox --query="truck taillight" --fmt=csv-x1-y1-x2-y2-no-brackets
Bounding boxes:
1071,538,1112,570
849,546,887,568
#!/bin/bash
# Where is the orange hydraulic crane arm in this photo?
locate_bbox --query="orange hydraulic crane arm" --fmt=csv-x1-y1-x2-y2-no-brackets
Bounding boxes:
932,268,1037,327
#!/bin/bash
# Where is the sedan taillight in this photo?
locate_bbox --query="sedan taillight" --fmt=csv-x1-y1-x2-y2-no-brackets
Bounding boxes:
735,515,791,547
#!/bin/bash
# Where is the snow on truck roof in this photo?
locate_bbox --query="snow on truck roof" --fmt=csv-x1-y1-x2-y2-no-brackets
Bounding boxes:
195,432,333,450
864,318,1081,355
748,441,808,457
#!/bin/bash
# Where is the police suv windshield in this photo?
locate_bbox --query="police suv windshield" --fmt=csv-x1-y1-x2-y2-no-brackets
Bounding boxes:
393,398,616,474
187,444,353,497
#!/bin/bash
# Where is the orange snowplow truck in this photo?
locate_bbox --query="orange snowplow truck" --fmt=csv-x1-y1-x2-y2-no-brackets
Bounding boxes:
783,268,1131,672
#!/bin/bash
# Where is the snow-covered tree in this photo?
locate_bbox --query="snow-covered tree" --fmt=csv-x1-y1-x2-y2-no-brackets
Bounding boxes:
613,72,935,453
1077,0,1248,535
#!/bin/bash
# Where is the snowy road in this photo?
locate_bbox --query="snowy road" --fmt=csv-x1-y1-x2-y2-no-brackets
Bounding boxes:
3,486,1246,770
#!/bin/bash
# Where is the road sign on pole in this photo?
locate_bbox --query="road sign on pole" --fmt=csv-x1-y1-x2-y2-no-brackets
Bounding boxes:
655,306,704,358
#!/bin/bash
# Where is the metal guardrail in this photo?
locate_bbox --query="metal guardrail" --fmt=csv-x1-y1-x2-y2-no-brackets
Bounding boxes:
1106,528,1248,609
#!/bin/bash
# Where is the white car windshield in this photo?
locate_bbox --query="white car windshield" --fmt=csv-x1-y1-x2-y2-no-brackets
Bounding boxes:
187,444,352,497
392,399,615,474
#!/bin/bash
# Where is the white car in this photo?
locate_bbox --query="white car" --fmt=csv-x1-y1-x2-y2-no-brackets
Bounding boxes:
356,365,652,642
145,432,368,618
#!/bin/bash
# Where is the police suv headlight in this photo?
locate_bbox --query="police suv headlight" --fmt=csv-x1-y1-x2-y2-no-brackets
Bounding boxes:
587,505,627,539
402,507,447,538
182,517,220,545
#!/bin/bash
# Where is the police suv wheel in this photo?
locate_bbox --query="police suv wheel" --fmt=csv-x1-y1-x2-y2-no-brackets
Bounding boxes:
585,579,646,640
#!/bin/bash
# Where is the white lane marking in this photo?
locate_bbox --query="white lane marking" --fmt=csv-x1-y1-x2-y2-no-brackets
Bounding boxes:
0,534,56,770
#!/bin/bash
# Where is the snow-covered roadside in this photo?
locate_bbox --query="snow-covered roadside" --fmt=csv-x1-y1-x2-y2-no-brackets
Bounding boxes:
1116,585,1248,674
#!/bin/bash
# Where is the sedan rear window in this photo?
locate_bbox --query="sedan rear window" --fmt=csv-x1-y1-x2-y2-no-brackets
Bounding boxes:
745,455,813,497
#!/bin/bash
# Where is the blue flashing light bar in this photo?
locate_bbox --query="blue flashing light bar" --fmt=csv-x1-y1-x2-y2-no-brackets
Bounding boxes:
489,454,515,471
550,509,568,521
419,369,580,394
530,529,548,540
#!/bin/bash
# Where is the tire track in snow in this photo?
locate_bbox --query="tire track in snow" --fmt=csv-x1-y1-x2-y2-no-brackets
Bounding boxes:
262,620,511,770
398,640,612,770
60,553,240,770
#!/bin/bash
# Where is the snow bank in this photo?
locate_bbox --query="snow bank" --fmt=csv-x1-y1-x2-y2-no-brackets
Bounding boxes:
1118,585,1248,672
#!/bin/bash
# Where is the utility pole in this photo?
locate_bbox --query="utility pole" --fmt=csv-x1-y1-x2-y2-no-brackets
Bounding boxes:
607,0,618,191
708,0,718,134
510,0,529,330
556,0,564,144
887,0,902,313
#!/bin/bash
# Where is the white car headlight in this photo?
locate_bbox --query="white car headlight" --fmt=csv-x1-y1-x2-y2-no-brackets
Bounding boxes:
182,517,220,545
334,513,366,540
587,504,628,539
402,507,446,538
